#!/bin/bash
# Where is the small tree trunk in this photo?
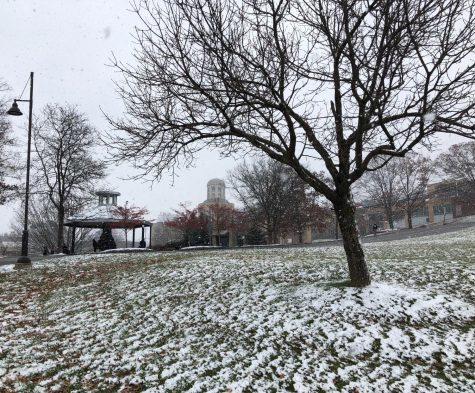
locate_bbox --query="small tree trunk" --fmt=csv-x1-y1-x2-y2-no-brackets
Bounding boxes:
266,229,273,245
334,197,371,287
387,209,395,229
57,207,65,253
407,209,413,229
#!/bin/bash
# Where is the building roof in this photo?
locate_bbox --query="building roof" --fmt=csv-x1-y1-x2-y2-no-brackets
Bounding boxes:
64,205,152,229
207,178,225,185
95,190,121,197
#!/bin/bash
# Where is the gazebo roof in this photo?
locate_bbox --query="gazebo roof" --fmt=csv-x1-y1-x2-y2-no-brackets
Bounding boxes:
96,190,121,197
64,205,152,229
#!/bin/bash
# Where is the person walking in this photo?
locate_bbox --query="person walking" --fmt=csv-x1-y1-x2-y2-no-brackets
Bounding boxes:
372,223,378,236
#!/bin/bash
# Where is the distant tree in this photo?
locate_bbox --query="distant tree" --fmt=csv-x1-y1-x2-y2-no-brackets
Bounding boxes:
165,204,210,246
10,195,93,254
229,159,327,244
201,203,238,246
153,212,184,247
108,0,475,286
360,160,402,229
396,153,431,229
112,202,149,247
243,223,266,246
33,104,105,252
228,208,251,244
229,160,294,244
0,80,17,205
437,142,475,198
281,177,330,243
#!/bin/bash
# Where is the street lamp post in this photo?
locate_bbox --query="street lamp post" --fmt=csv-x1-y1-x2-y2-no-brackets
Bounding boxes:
6,72,34,268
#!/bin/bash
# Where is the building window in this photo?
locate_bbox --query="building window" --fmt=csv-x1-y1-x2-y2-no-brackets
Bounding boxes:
433,204,453,215
413,207,428,217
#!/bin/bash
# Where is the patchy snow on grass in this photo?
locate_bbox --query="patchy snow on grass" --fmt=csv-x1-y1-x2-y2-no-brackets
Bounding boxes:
0,228,474,392
100,248,154,253
0,264,14,273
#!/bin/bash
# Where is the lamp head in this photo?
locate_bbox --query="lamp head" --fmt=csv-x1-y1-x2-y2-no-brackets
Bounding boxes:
6,100,23,116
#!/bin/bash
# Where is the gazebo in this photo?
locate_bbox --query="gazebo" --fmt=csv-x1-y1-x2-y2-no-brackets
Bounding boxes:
64,190,153,254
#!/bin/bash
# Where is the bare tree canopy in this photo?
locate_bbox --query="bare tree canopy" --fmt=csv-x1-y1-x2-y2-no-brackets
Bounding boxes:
108,0,475,286
33,104,105,251
437,141,475,187
229,159,327,243
0,80,17,205
359,154,431,229
10,195,94,254
396,153,431,229
229,160,293,244
359,159,402,229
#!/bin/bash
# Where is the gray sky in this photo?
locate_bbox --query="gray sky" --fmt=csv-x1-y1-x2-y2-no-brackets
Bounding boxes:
0,0,467,233
0,0,238,232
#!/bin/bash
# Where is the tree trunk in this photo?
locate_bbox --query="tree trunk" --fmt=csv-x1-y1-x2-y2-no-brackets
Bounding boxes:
334,197,371,287
386,208,394,229
267,228,273,245
57,207,65,253
407,209,413,229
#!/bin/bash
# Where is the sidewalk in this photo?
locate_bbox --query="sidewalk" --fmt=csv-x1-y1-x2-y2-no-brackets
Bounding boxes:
0,254,66,267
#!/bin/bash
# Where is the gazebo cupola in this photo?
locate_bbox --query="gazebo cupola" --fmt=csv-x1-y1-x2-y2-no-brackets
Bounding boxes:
96,190,120,206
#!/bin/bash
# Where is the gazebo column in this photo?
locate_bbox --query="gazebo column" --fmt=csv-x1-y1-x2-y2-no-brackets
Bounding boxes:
149,225,152,249
71,226,76,255
141,225,145,247
132,228,136,248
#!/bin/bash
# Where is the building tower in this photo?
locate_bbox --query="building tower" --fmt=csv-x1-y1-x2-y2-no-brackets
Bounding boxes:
199,178,236,247
206,178,227,203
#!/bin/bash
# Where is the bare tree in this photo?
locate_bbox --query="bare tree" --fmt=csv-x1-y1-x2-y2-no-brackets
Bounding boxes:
10,195,94,254
201,203,235,246
359,160,401,229
437,141,475,195
33,104,105,252
107,0,475,286
229,160,294,244
229,159,327,243
0,80,17,205
283,186,330,244
396,153,431,229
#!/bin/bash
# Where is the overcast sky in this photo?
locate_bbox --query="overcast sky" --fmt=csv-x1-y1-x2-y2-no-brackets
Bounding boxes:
0,0,467,233
0,0,239,232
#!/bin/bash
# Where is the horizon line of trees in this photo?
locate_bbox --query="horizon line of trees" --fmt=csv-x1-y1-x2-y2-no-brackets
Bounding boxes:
163,159,332,248
161,141,474,248
357,142,475,230
1,84,474,263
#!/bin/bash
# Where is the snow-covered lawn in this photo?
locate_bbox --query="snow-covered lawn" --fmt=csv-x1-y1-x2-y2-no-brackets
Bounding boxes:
1,229,474,392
